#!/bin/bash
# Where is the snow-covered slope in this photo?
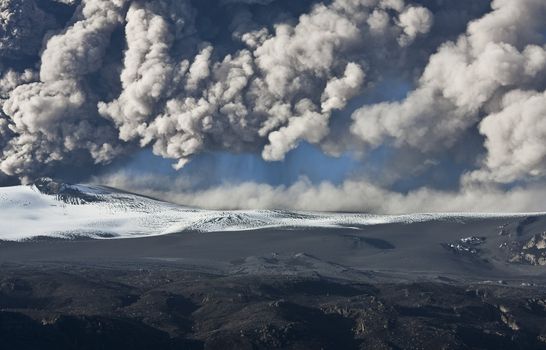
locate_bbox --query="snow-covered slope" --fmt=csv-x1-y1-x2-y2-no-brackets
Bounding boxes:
0,180,200,241
0,179,543,241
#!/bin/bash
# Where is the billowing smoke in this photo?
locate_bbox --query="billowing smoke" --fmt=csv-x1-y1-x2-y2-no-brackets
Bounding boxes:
351,0,546,183
0,0,128,181
97,0,435,168
1,0,436,176
96,172,546,214
0,0,57,59
1,0,545,212
468,90,546,184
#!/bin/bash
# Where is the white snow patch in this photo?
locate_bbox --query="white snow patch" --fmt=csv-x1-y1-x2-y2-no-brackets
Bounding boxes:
0,184,543,241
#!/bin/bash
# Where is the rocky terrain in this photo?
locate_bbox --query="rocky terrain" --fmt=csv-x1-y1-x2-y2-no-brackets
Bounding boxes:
506,233,546,267
1,263,546,350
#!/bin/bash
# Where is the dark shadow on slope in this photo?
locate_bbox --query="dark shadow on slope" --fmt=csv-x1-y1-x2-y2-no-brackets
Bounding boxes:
0,311,203,350
346,235,396,250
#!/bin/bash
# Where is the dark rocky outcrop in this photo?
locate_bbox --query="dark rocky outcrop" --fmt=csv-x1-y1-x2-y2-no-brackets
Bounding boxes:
507,233,546,266
33,177,103,205
1,265,546,350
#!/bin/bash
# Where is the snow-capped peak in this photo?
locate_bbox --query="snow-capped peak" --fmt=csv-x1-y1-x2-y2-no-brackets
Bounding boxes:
0,180,543,241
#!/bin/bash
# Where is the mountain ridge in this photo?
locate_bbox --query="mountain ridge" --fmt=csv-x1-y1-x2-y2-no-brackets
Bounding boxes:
0,178,544,242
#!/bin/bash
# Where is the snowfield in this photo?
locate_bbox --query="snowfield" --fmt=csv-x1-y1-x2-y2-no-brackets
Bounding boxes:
0,180,544,241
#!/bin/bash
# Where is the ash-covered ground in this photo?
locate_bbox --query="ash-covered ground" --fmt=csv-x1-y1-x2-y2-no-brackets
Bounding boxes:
1,263,546,350
2,212,546,349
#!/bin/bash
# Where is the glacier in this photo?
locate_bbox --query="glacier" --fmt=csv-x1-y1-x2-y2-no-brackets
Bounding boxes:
0,178,543,241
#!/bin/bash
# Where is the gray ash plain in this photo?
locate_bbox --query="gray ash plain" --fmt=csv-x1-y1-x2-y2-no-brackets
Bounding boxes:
2,214,546,349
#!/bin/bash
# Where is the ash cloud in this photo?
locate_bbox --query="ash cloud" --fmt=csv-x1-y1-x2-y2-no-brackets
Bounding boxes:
351,0,546,183
97,172,546,214
1,0,545,212
1,0,437,177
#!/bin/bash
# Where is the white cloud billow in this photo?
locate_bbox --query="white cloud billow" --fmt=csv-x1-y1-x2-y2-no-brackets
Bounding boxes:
0,0,545,212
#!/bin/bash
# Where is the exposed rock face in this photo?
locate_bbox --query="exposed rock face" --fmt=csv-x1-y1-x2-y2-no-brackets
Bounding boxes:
32,177,103,204
442,236,486,256
508,233,546,266
524,233,546,251
33,177,65,195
